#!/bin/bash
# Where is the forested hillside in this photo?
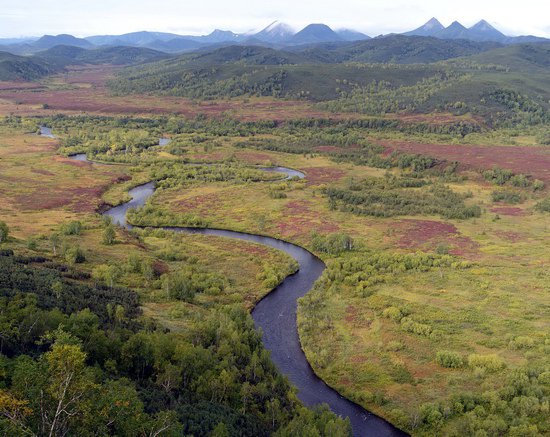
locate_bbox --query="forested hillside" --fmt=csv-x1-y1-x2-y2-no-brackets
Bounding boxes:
0,250,350,436
108,40,550,127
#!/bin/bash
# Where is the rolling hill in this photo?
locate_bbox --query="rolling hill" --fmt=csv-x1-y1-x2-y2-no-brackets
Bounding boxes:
36,45,169,66
0,51,58,80
107,39,550,127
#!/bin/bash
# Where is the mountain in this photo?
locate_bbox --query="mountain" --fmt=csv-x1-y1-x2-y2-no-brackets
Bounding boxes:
463,42,550,71
0,50,58,80
144,38,205,53
468,20,507,42
404,18,445,37
0,37,37,45
294,35,501,64
197,29,243,44
36,45,169,66
337,29,371,41
189,45,307,67
34,34,93,49
86,31,184,46
254,21,294,43
435,21,470,40
290,24,344,45
509,35,550,44
404,19,548,44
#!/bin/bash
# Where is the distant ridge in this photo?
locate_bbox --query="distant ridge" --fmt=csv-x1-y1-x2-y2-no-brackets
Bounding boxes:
404,18,445,37
254,21,294,43
34,34,93,49
0,20,547,55
290,24,344,45
403,18,546,44
337,29,371,41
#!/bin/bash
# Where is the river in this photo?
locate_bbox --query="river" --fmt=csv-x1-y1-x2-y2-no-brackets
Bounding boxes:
63,139,407,436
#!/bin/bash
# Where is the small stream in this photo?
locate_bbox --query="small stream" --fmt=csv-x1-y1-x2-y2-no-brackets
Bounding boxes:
61,135,407,436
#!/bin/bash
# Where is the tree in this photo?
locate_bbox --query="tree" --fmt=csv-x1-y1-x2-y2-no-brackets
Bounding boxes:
52,281,64,300
102,225,116,245
64,246,85,265
211,422,230,437
0,389,33,434
44,340,97,437
0,222,8,244
93,264,122,289
49,233,61,256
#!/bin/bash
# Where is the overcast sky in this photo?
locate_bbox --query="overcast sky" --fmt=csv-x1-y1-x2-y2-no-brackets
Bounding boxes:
1,0,549,38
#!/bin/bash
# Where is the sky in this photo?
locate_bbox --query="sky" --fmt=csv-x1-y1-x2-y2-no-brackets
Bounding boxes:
1,0,549,38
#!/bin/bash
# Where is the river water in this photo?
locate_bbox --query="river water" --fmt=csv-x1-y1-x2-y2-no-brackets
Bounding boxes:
62,140,407,436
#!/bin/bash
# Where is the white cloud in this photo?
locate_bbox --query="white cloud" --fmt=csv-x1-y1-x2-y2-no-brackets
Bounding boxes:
0,0,549,38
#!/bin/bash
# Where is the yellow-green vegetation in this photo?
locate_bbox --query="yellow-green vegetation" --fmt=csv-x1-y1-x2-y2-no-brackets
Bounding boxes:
0,119,353,436
1,113,549,436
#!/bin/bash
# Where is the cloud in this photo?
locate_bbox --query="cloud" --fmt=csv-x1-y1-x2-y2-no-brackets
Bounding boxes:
0,0,548,38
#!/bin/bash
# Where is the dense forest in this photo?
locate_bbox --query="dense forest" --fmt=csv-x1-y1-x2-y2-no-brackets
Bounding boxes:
0,250,351,436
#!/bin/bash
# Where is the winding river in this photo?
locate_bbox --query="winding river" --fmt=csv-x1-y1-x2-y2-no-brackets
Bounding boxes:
64,145,407,436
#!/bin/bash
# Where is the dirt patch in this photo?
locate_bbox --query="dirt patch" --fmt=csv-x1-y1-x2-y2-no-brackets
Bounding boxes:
14,185,106,213
31,168,55,176
0,81,45,91
186,152,227,162
350,355,368,364
234,151,275,164
278,200,339,237
490,206,528,216
54,156,93,168
303,167,346,186
315,145,342,153
396,219,479,258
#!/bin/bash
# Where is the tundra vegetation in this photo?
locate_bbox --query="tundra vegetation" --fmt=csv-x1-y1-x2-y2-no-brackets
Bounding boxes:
0,39,549,436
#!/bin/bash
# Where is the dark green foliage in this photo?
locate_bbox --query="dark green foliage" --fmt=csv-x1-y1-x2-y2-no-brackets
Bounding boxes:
0,51,58,81
491,190,524,204
416,368,549,435
162,267,227,301
311,232,354,255
535,197,550,212
64,245,85,264
36,45,168,67
0,252,350,435
0,222,8,244
326,177,481,219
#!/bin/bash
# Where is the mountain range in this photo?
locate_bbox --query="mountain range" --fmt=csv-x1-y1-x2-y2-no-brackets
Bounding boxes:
404,18,546,44
0,19,547,56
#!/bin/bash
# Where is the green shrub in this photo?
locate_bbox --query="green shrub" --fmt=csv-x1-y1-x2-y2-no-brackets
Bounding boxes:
509,336,535,349
467,354,506,372
312,232,354,255
436,350,464,368
0,221,9,244
60,220,83,236
400,317,432,337
491,190,524,204
532,179,545,191
64,245,85,264
385,341,405,352
126,254,142,273
535,197,550,212
102,224,116,245
382,306,404,322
